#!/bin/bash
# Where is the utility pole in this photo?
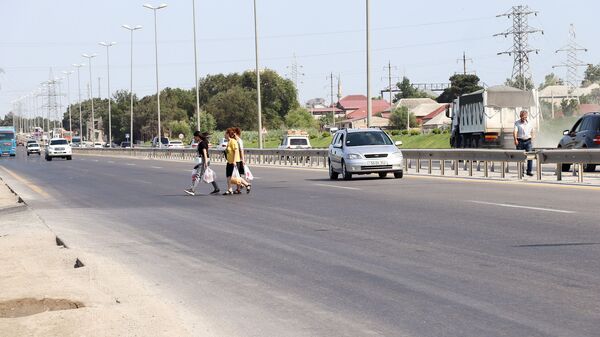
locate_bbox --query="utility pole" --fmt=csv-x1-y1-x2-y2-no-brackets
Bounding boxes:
494,5,543,90
457,52,473,75
383,61,397,105
327,72,337,126
365,0,372,127
553,24,590,94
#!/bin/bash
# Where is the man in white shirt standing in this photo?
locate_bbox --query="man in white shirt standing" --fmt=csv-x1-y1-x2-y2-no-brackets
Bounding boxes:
513,110,535,176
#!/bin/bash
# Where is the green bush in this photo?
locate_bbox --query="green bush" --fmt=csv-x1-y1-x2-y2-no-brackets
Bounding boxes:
322,131,330,138
401,130,409,135
442,128,450,134
391,130,400,136
410,129,421,136
432,128,441,134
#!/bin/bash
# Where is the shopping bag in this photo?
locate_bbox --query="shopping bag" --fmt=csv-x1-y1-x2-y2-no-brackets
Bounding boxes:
230,166,242,185
191,168,200,184
202,167,215,184
244,165,254,181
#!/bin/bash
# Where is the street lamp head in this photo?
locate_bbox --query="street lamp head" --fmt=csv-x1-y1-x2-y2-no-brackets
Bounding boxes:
99,42,117,47
122,24,143,31
82,53,97,59
158,4,167,9
144,3,167,10
73,63,85,68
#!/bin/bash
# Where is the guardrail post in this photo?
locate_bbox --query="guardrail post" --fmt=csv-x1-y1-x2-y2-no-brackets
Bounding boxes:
484,161,489,178
454,160,459,176
536,153,542,181
501,162,506,179
403,158,408,172
556,163,562,181
440,160,445,176
428,159,432,174
469,160,473,176
578,163,584,183
517,162,523,179
416,159,420,173
490,162,495,173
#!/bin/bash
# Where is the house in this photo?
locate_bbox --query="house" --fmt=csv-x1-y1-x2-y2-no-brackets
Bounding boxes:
309,107,345,120
539,83,600,105
422,104,451,131
339,116,390,129
337,95,391,118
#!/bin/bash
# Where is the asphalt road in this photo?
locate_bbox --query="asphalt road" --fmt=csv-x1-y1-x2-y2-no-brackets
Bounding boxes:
1,148,600,337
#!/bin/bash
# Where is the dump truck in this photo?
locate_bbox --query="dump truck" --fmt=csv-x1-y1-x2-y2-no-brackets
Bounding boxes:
446,85,540,149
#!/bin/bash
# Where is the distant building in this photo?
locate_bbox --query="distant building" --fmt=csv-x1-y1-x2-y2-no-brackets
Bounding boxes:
539,83,600,105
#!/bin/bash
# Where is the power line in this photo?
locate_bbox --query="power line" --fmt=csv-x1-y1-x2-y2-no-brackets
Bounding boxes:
494,5,543,89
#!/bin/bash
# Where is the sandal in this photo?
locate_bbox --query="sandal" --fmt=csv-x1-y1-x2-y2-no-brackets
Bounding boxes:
222,190,234,195
246,184,252,194
233,190,241,194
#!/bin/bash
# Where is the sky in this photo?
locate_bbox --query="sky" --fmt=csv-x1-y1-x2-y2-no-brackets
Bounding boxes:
1,0,598,118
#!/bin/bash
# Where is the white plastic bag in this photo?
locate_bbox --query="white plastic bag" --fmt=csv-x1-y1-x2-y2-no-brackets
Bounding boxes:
244,165,254,181
230,166,242,185
202,167,215,184
191,169,200,184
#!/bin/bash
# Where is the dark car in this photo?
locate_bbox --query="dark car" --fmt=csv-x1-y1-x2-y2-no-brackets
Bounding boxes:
557,112,600,172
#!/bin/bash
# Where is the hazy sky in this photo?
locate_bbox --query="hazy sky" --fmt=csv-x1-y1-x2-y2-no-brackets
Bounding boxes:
1,0,597,118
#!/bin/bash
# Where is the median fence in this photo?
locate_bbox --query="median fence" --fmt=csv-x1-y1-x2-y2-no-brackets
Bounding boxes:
73,148,600,184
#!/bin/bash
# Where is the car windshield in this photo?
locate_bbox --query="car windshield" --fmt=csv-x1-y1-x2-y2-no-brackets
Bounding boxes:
28,143,39,147
171,141,182,144
290,138,308,146
345,131,393,147
160,138,169,144
0,132,14,141
50,139,68,145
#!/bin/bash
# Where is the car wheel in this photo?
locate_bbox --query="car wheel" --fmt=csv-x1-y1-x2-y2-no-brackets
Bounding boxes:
342,161,352,180
328,160,339,180
27,153,29,156
67,156,72,160
394,171,403,179
45,156,52,161
583,164,596,172
378,172,387,178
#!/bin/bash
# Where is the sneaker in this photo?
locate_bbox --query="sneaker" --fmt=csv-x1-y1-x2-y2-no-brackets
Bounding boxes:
184,188,195,196
210,189,220,195
526,172,534,176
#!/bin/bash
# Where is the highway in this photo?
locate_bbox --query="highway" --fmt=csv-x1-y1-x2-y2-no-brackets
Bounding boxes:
1,148,600,337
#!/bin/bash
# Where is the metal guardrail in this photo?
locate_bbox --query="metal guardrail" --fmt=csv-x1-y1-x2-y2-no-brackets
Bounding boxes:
73,147,600,183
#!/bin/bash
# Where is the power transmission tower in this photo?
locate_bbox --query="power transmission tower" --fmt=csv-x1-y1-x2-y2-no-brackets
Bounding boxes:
457,51,473,75
553,24,590,92
286,53,304,91
494,5,543,89
41,68,62,132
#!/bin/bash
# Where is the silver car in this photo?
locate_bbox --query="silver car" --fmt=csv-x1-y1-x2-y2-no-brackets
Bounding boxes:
328,128,403,180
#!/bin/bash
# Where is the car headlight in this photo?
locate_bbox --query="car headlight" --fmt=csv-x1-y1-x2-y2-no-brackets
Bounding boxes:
346,153,362,159
390,152,403,158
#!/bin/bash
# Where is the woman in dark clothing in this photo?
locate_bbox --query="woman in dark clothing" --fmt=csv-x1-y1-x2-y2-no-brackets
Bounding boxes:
185,131,220,195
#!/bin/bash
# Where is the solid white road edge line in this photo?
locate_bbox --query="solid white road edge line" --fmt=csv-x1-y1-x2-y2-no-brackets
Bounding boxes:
468,200,575,214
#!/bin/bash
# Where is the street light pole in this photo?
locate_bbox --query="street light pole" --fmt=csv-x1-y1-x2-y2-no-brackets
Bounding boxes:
122,25,142,148
192,0,201,132
366,0,372,128
144,3,167,148
82,54,97,141
253,0,263,149
73,64,84,139
62,70,74,132
99,41,116,146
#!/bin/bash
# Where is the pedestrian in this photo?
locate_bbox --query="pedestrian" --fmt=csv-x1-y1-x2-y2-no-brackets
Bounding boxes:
223,128,250,195
233,127,251,194
514,110,535,176
185,131,220,196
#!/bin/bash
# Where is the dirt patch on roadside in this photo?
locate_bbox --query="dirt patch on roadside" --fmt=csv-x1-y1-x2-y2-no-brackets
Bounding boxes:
0,298,84,318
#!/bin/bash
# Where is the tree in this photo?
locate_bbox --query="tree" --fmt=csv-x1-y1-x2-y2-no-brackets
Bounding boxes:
539,73,562,90
388,106,416,129
393,77,431,102
318,113,333,129
580,88,600,105
560,98,579,117
437,74,483,103
505,75,534,90
285,108,317,129
205,86,257,130
583,64,600,85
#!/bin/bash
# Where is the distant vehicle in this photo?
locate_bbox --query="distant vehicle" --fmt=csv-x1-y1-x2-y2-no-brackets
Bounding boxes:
0,126,16,157
26,142,41,156
214,137,228,151
71,136,82,147
45,138,72,161
447,86,540,149
278,130,312,149
168,140,184,149
26,139,37,146
557,112,600,172
328,128,403,180
190,140,198,149
120,141,131,148
93,142,104,148
151,137,170,148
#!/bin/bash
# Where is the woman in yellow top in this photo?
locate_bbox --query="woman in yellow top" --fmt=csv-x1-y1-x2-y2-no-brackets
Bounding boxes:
223,128,250,195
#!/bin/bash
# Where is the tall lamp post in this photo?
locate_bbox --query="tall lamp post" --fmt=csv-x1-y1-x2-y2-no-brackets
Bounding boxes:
73,63,84,139
253,0,263,149
192,0,201,131
82,53,97,141
366,0,372,128
122,24,142,147
143,3,167,148
62,70,74,132
99,41,116,146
